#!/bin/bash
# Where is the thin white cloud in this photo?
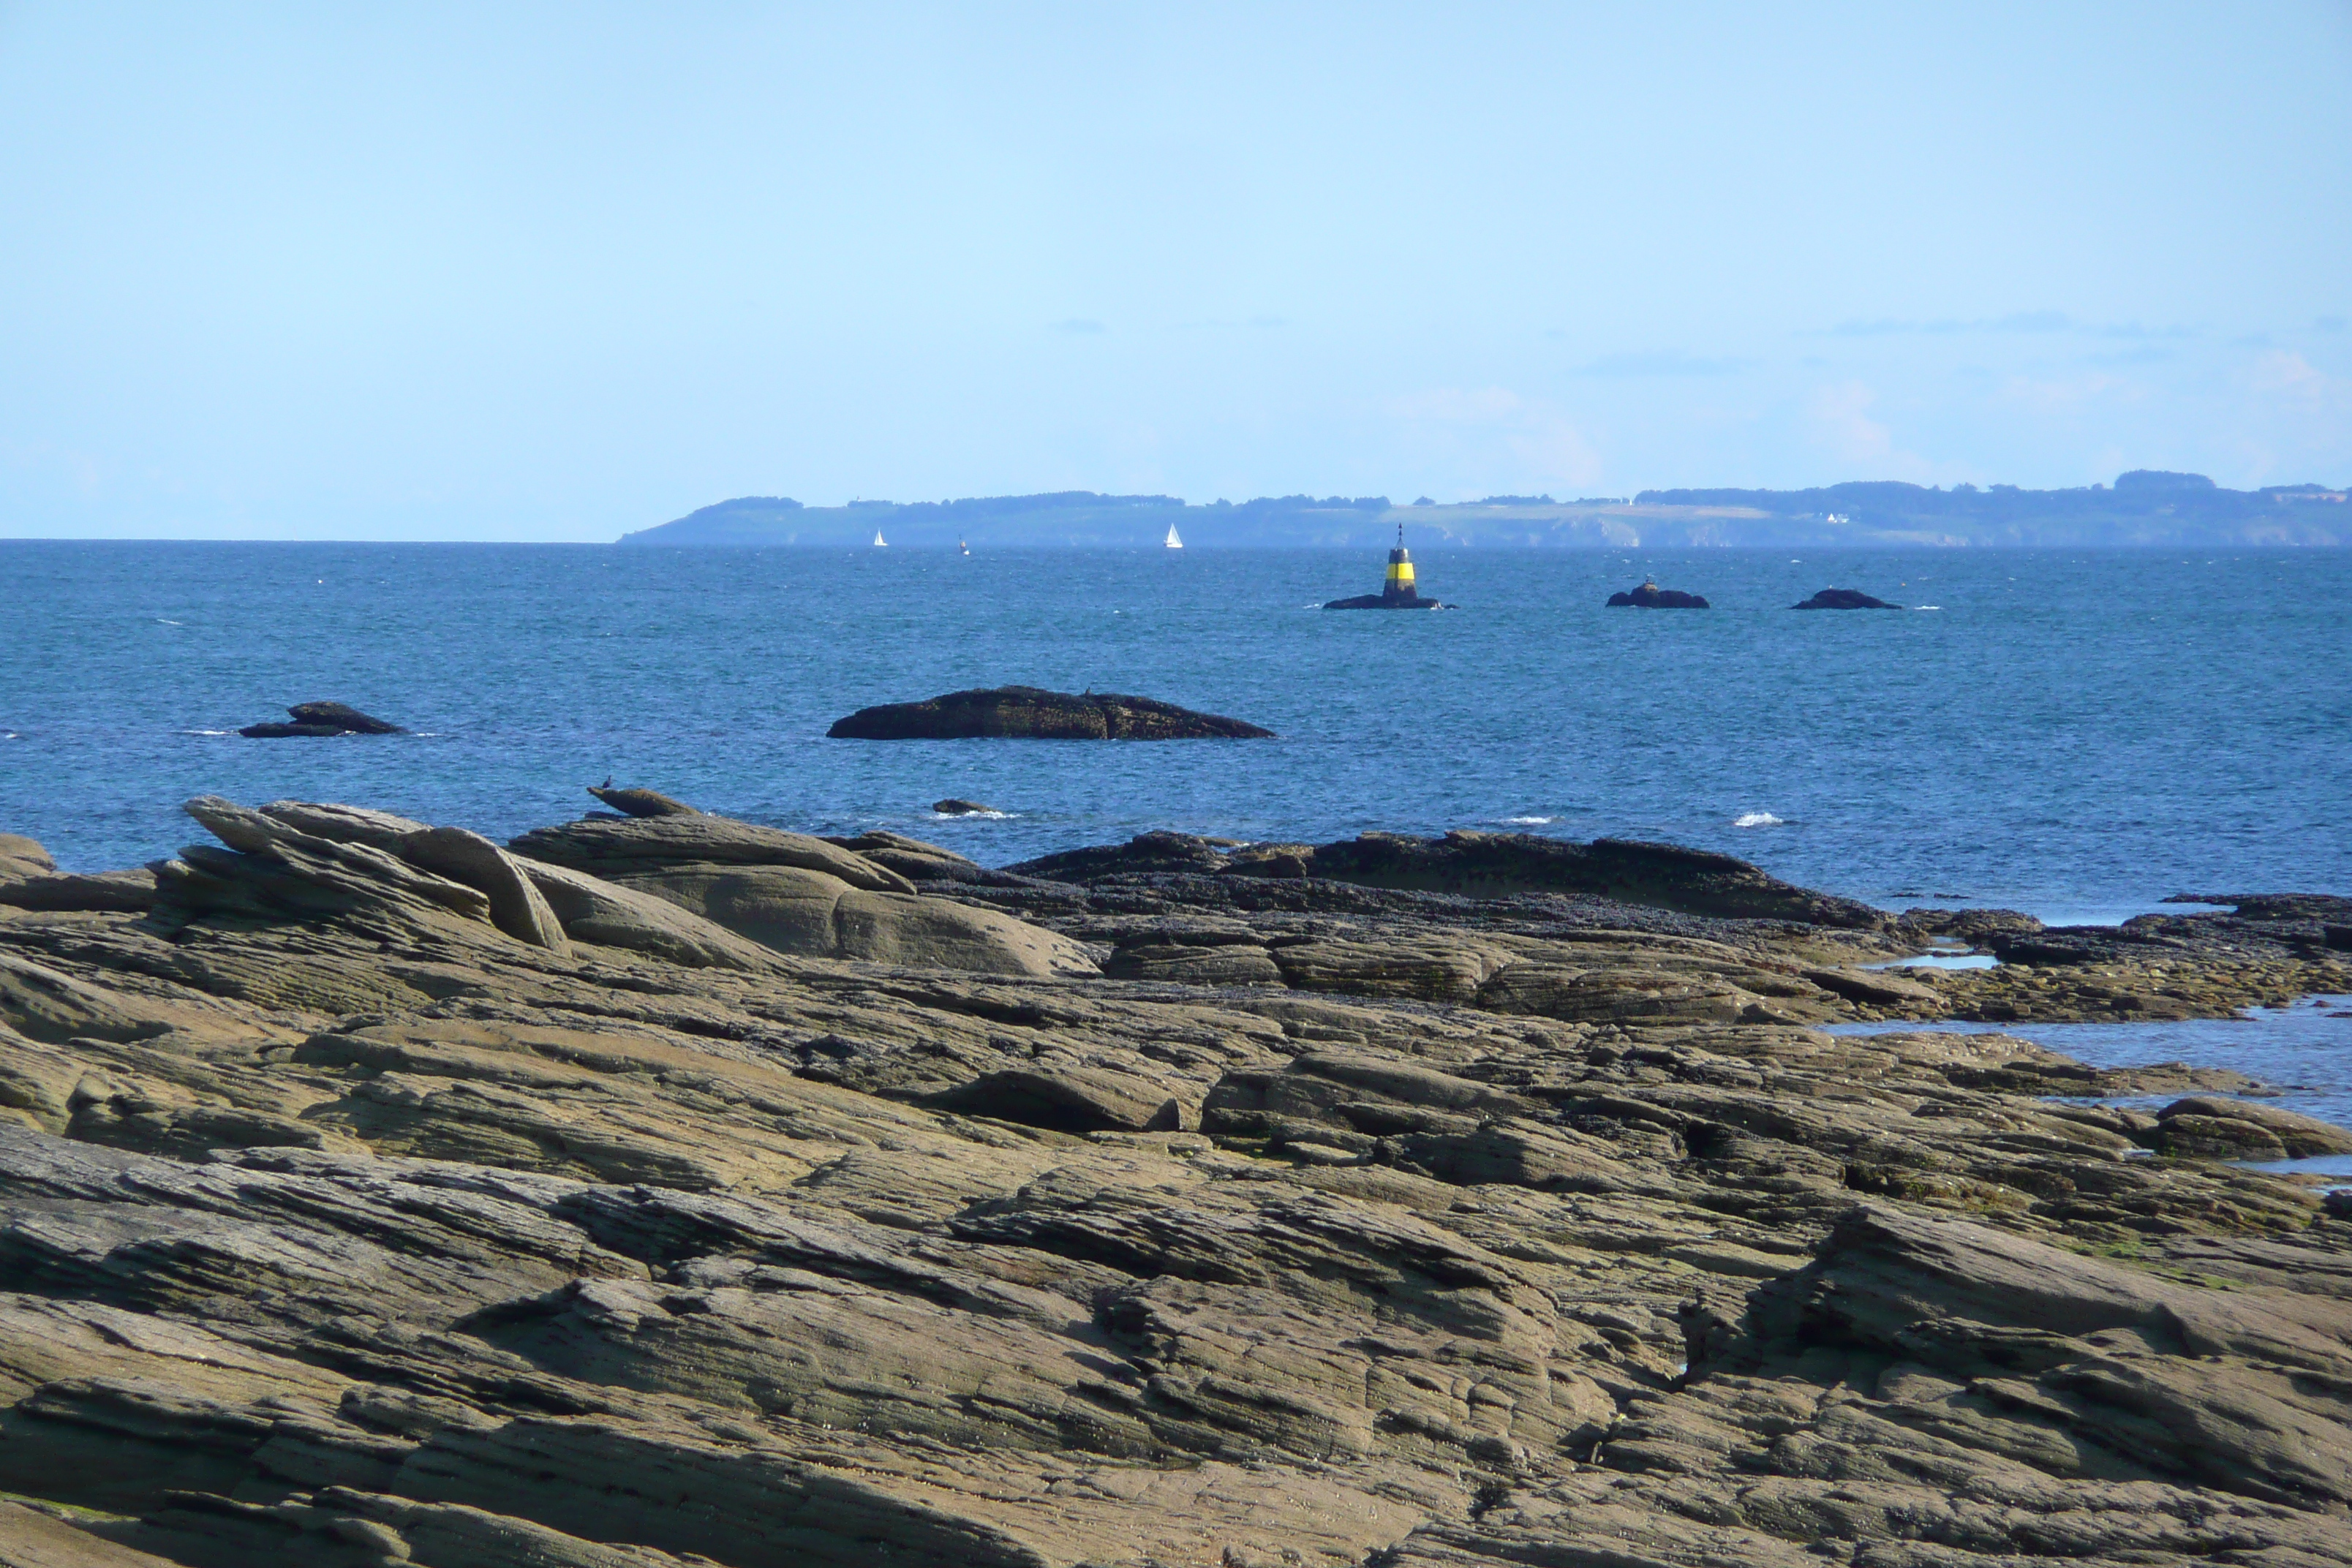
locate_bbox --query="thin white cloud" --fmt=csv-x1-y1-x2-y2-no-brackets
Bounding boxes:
1575,351,1751,377
1387,387,1602,489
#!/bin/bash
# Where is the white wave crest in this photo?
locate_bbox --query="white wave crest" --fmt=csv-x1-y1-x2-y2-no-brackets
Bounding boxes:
183,728,234,736
1732,812,1785,828
154,617,184,625
930,810,1014,821
1497,815,1555,825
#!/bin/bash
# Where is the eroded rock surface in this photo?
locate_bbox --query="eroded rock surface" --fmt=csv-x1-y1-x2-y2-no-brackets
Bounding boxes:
0,800,2348,1567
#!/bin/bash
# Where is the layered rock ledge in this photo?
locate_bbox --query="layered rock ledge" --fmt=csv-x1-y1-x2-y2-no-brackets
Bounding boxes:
0,796,2348,1567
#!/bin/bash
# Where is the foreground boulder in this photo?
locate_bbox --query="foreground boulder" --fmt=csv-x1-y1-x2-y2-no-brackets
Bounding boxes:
1607,580,1710,608
237,701,405,738
828,685,1273,740
509,810,1095,977
0,833,56,883
1793,587,1901,609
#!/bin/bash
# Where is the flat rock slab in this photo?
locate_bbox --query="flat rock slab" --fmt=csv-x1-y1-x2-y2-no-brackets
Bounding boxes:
828,686,1273,740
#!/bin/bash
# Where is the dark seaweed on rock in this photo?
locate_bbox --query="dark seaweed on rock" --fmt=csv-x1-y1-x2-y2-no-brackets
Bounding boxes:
1010,828,1890,930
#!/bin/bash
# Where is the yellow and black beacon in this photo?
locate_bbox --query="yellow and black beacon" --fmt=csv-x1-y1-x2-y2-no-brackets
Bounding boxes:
1382,524,1418,604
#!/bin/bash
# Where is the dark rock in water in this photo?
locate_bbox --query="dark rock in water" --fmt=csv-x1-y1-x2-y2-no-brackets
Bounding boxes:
1322,591,1444,610
1792,587,1901,610
1607,581,1710,608
588,785,702,818
932,799,998,815
829,685,1273,740
237,701,405,738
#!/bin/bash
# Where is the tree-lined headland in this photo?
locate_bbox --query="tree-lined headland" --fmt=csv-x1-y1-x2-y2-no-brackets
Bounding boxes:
621,471,2349,549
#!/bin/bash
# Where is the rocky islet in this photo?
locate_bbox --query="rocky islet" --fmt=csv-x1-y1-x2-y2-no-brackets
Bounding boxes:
237,701,407,739
828,685,1275,740
0,796,2348,1564
1607,581,1711,608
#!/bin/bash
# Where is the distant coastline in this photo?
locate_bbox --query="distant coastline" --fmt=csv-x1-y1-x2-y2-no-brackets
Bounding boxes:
619,470,2350,550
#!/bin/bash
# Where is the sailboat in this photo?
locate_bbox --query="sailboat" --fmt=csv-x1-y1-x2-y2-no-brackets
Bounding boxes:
872,529,887,548
1164,523,1183,549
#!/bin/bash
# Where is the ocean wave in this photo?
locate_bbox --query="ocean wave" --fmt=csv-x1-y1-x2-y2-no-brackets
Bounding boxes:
930,810,1014,821
1496,815,1555,825
1732,812,1786,828
154,617,184,625
1913,605,1941,611
183,728,235,736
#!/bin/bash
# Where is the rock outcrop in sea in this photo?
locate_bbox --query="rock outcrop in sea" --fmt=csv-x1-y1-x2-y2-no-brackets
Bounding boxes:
1793,587,1901,609
236,701,406,738
1,793,2351,1566
828,685,1275,739
1606,580,1710,608
1326,527,1447,608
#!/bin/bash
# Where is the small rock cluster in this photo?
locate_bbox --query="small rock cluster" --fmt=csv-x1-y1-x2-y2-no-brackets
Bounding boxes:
237,701,406,738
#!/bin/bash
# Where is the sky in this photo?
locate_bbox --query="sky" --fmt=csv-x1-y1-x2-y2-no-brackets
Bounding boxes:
1,3,2348,541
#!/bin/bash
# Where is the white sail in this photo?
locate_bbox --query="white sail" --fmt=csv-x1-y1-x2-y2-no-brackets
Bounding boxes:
873,529,887,547
1165,523,1183,549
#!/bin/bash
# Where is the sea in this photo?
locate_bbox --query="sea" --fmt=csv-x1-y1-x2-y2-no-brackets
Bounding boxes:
6,539,2350,1142
6,540,2344,913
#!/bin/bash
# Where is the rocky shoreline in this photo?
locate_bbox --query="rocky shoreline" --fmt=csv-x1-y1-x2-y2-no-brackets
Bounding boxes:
1,797,2350,1566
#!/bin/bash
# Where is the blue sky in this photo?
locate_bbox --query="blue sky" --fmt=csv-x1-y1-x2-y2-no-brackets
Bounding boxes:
2,2,2347,540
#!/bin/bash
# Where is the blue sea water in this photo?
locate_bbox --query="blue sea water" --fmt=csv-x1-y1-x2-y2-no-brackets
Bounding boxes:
1,541,2345,925
1832,997,2352,1174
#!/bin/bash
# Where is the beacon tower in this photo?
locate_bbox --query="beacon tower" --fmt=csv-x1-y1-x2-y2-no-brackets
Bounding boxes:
1382,524,1417,605
1323,521,1444,609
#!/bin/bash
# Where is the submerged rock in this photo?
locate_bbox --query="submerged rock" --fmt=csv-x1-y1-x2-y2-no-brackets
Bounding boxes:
237,700,405,738
1792,587,1901,609
932,798,998,815
1607,581,1711,608
829,685,1273,740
